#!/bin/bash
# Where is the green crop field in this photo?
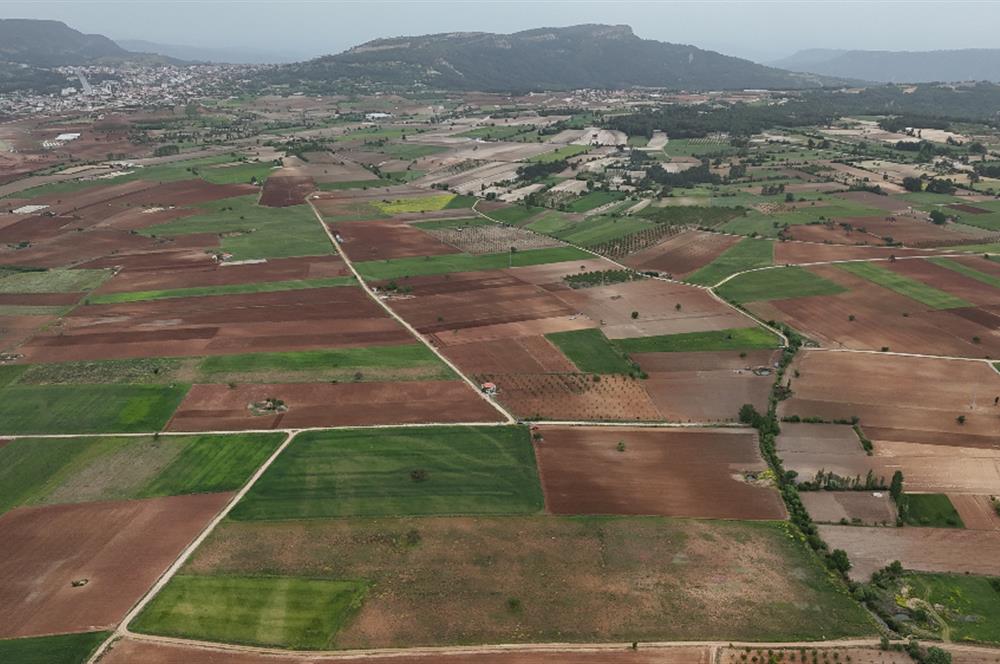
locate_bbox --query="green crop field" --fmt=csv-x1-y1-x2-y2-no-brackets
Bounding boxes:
546,328,638,374
374,143,446,160
723,203,885,237
901,573,1000,643
837,262,971,309
0,433,283,512
565,190,626,213
930,257,1000,289
0,383,189,435
143,195,330,260
413,216,491,230
616,327,779,353
483,205,546,225
132,575,366,649
230,426,543,520
901,493,965,528
316,179,383,191
87,276,355,304
637,205,745,228
354,246,590,281
525,211,574,235
686,238,774,286
527,144,590,163
197,345,452,383
550,215,652,247
458,125,537,141
0,632,109,664
716,266,848,303
0,268,109,293
199,162,276,185
11,357,188,385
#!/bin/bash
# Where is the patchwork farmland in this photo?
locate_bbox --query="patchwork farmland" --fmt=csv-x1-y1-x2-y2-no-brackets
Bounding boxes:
3,76,1000,664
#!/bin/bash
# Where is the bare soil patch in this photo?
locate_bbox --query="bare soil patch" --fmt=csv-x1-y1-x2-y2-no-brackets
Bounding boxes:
779,351,1000,449
535,426,785,519
776,423,877,483
0,492,230,637
799,492,897,526
333,220,460,261
166,380,502,431
641,369,773,423
425,224,565,255
948,495,1000,531
259,175,315,207
818,524,1000,581
478,373,663,421
443,336,576,374
622,231,740,277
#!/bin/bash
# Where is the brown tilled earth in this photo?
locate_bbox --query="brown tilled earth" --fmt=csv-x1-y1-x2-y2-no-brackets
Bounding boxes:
772,242,943,264
166,380,503,431
332,219,461,261
622,230,740,277
442,336,577,374
102,639,710,664
260,175,315,207
818,524,1000,581
886,258,1000,308
15,286,411,362
93,254,348,294
948,495,1000,530
799,492,897,526
0,492,231,638
534,426,785,519
778,351,1000,449
480,373,663,421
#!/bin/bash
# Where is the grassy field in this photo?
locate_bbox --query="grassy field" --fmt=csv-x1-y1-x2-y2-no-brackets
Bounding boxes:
11,357,188,385
686,238,774,286
371,194,455,214
525,211,574,235
837,262,971,309
616,327,779,353
0,268,109,293
723,203,885,237
0,433,284,512
132,575,366,649
197,345,453,383
143,195,330,260
373,143,446,160
230,426,543,520
902,573,1000,643
354,246,590,281
187,517,876,647
527,144,590,163
901,493,965,528
637,205,745,228
0,383,189,435
484,205,546,225
930,257,1000,289
546,328,638,374
549,215,653,247
87,276,355,304
716,266,848,303
0,632,109,664
316,179,383,191
565,190,626,213
200,162,276,185
458,125,537,141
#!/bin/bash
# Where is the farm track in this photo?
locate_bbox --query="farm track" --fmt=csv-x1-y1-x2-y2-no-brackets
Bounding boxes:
96,632,1000,662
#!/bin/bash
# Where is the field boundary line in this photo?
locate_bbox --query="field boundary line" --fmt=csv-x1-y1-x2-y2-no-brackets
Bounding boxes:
531,420,751,429
805,346,999,365
0,420,515,441
307,195,516,424
470,200,789,347
87,430,300,664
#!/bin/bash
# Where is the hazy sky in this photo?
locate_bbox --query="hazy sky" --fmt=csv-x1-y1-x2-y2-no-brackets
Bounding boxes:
3,0,1000,62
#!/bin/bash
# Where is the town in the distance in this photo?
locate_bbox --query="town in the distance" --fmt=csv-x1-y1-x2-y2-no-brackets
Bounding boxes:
0,12,999,664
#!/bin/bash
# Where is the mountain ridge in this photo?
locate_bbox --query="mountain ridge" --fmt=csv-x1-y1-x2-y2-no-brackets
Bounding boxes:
771,47,1000,83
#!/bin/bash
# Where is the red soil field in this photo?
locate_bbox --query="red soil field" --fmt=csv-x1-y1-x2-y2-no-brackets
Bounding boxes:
630,349,777,372
479,372,663,421
0,228,212,269
332,219,460,261
747,264,999,358
166,380,503,431
101,639,710,664
778,350,1000,449
442,335,576,374
0,492,230,638
622,230,741,277
259,175,315,207
107,179,254,210
94,254,348,294
426,315,594,347
0,313,60,348
387,271,577,335
818,524,1000,581
535,426,785,519
551,280,749,339
16,286,411,362
773,242,943,264
77,247,217,272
